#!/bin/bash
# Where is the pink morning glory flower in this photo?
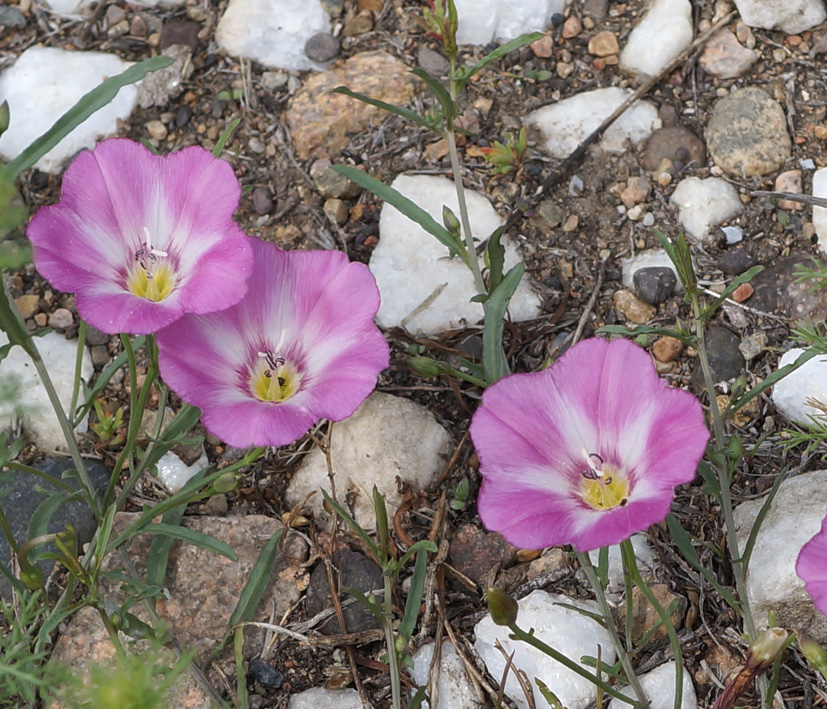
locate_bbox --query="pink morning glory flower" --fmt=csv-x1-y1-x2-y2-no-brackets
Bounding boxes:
27,138,252,334
470,337,709,552
156,237,390,448
796,512,827,618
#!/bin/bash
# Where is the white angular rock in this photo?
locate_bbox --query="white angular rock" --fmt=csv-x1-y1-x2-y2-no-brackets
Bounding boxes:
586,534,654,594
526,88,659,158
371,174,541,334
156,449,208,492
39,0,95,15
286,393,452,531
0,47,137,174
621,249,683,292
772,348,827,424
0,332,92,450
734,470,827,643
288,687,363,709
474,590,616,709
812,167,827,254
619,0,693,78
733,0,826,34
216,0,331,72
608,662,697,709
410,641,477,709
454,0,568,44
670,176,742,244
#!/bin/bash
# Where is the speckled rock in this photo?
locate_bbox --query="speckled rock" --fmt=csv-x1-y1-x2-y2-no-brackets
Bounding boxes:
691,326,744,390
749,256,827,322
284,51,419,159
733,0,825,34
613,289,656,324
699,30,758,79
706,88,791,177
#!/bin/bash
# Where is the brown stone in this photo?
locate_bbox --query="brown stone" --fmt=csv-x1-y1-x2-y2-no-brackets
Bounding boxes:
620,176,651,208
530,33,555,58
698,30,758,79
284,51,418,159
629,583,687,645
588,30,619,57
562,15,582,38
643,126,706,172
613,290,656,324
775,169,804,210
342,8,373,36
448,523,517,585
731,282,754,303
14,293,39,319
653,336,684,363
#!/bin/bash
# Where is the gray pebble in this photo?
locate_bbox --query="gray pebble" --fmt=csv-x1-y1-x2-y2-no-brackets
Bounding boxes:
175,105,193,128
633,266,677,304
0,6,27,28
304,32,340,63
251,187,273,215
417,46,450,77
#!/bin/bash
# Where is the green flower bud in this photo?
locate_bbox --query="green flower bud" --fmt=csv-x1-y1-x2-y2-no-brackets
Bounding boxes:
442,205,461,235
0,101,9,136
213,471,240,494
20,565,44,591
486,587,518,626
799,636,827,680
409,356,444,379
747,627,788,672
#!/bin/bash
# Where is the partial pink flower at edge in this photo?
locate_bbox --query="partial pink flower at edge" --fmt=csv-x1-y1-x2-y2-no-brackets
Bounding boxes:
156,237,390,448
796,511,827,618
470,337,710,552
27,138,252,334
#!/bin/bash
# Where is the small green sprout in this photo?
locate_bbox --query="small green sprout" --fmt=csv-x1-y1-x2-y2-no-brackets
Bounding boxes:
449,476,470,510
91,399,125,447
475,127,528,175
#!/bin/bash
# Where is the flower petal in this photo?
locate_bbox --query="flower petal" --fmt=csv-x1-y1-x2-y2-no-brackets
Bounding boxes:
797,511,827,618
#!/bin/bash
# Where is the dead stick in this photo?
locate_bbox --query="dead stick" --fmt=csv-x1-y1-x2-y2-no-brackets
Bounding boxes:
501,10,737,236
753,190,827,209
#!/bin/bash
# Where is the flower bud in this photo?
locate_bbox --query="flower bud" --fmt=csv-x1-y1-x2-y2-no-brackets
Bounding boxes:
442,205,461,235
799,636,827,680
212,471,240,494
0,101,9,137
486,587,518,626
409,356,444,379
20,565,44,591
746,627,788,672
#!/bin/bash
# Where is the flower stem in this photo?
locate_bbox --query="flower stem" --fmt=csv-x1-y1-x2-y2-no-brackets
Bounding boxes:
69,319,86,432
620,539,683,709
384,572,402,709
576,551,650,708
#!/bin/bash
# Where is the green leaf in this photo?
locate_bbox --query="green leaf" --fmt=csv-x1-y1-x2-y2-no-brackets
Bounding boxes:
486,225,506,293
330,165,469,266
145,501,188,588
704,265,764,319
321,488,379,560
597,324,696,346
483,263,523,384
138,522,238,562
534,678,566,709
373,486,390,564
4,55,174,179
213,117,241,157
0,277,35,358
229,528,284,628
456,33,545,90
409,687,428,709
411,68,455,121
26,493,78,562
0,238,30,271
341,586,386,623
398,549,428,645
332,87,435,131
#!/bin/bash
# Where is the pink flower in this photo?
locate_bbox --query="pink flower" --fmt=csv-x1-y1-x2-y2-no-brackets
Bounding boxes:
156,237,389,448
796,512,827,618
470,337,709,552
27,138,252,334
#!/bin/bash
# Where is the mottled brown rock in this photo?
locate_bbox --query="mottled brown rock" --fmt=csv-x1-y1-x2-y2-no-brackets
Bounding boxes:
706,87,791,177
629,583,687,645
588,30,619,57
653,336,684,363
613,289,656,324
284,51,419,159
775,169,803,210
448,523,517,585
699,30,758,79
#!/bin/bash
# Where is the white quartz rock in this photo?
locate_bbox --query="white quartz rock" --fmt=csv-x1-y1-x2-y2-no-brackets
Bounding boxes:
586,534,654,594
156,449,208,492
620,0,693,78
41,0,183,14
454,0,568,44
288,687,362,709
734,470,827,642
772,348,827,424
216,0,331,72
733,0,826,34
286,393,452,532
670,176,742,244
475,590,615,709
371,174,541,335
621,249,683,292
410,641,477,709
608,662,697,709
0,332,92,450
812,167,827,254
526,87,659,158
0,47,137,174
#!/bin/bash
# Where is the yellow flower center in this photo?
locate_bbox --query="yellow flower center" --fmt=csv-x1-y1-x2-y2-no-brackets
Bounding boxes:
578,450,630,511
249,351,299,403
126,260,176,302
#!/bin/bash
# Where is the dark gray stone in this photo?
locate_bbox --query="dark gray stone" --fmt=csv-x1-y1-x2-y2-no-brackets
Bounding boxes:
305,549,382,634
251,187,273,215
691,326,744,391
175,105,193,129
304,32,340,63
248,657,282,689
417,46,450,78
749,255,827,322
643,126,706,172
718,247,756,275
0,457,111,598
84,325,110,346
633,266,677,305
0,6,27,29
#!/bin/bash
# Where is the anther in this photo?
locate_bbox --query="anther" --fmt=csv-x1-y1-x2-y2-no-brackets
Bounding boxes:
258,350,285,378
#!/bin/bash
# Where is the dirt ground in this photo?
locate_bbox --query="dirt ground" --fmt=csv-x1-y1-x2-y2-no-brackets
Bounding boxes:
5,0,827,706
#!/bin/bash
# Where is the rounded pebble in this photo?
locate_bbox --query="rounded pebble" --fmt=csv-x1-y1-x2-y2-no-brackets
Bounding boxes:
304,32,340,63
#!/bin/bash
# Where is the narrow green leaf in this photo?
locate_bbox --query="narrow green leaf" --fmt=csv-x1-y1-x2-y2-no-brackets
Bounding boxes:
486,225,506,293
409,687,428,709
704,265,764,318
534,678,565,709
145,501,188,588
410,68,455,121
330,165,469,266
321,488,379,560
0,277,35,357
138,522,237,562
341,586,386,624
483,263,523,384
332,87,435,130
596,324,696,346
5,55,173,178
229,528,284,628
26,493,75,562
213,117,241,157
398,549,428,644
739,468,789,572
456,33,544,90
373,487,390,564
395,539,437,572
93,503,118,575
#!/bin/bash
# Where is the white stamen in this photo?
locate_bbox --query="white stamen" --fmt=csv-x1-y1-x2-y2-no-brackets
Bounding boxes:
142,226,168,258
581,447,605,478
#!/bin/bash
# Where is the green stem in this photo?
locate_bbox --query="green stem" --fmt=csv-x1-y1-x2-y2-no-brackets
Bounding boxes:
384,572,402,709
576,552,650,708
69,320,87,430
4,460,77,492
620,539,683,709
506,621,640,705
